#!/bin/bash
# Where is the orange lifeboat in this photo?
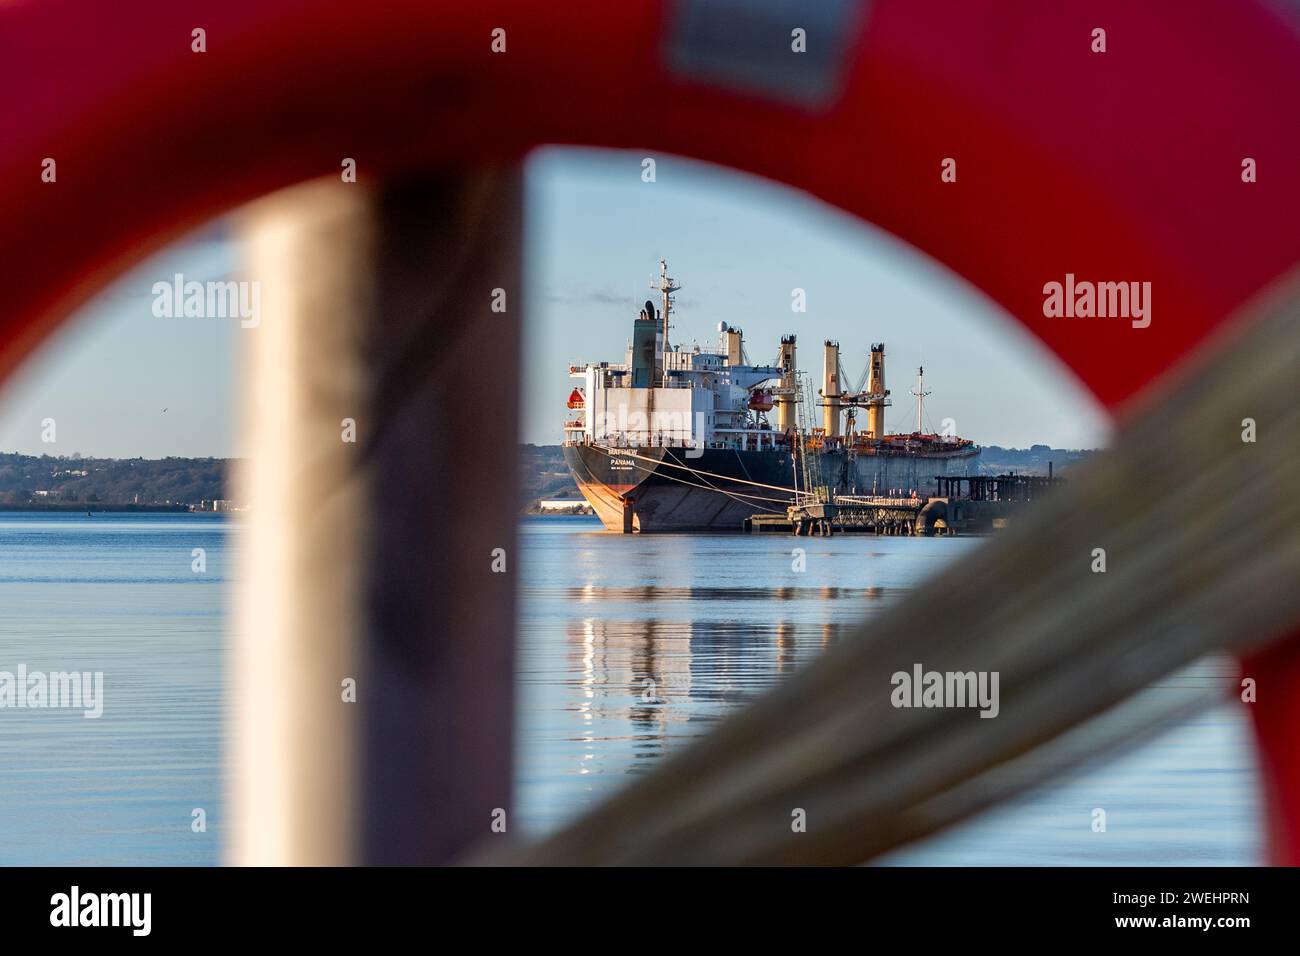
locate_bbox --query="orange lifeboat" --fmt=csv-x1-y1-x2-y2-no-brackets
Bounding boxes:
567,388,585,410
748,389,773,412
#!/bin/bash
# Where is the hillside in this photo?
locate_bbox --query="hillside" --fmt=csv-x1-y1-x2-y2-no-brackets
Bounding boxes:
0,453,226,507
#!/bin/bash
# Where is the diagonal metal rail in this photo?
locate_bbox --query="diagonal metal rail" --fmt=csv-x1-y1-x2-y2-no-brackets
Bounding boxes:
496,272,1300,865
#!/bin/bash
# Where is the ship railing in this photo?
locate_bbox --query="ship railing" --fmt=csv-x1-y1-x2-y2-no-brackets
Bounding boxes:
655,377,703,389
597,435,752,451
712,427,783,451
833,494,925,507
665,348,726,368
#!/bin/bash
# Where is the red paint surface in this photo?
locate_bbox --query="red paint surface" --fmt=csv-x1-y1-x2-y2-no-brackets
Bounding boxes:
1,0,1297,860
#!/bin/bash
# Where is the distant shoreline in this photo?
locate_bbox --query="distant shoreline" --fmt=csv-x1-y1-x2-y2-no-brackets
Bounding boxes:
2,444,1099,516
0,503,193,513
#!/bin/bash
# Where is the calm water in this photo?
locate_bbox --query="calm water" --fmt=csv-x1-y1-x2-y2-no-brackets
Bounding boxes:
0,513,1261,864
0,513,228,865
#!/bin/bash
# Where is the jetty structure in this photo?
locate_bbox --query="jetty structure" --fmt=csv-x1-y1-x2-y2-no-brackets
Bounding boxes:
562,261,982,532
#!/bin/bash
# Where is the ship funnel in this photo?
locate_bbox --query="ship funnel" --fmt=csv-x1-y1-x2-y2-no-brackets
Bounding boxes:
630,302,659,388
822,340,841,437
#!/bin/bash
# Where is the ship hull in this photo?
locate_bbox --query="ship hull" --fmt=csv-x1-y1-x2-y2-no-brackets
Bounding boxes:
564,442,981,533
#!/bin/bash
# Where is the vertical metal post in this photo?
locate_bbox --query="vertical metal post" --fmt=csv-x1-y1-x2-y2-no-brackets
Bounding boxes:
230,169,521,865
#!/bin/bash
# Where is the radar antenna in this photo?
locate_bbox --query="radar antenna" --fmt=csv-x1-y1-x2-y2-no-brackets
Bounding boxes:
652,259,681,387
911,365,932,434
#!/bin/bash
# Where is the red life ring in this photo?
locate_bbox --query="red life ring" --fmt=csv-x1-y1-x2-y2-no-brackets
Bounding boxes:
2,0,1298,857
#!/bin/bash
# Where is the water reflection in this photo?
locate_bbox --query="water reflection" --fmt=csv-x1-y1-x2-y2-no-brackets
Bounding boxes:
515,518,1260,864
514,517,970,831
528,583,896,604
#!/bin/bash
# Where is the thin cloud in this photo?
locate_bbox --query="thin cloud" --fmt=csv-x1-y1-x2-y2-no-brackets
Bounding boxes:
544,285,634,307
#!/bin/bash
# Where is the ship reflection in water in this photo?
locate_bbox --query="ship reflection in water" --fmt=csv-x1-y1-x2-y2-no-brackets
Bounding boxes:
515,518,926,824
515,516,1261,864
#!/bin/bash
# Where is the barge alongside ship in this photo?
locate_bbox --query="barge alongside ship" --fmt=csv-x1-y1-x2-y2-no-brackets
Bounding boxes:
562,262,981,532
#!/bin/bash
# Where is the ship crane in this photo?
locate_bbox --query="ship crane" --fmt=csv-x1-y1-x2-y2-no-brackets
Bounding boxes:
837,343,892,438
819,363,882,437
837,389,891,409
835,386,891,445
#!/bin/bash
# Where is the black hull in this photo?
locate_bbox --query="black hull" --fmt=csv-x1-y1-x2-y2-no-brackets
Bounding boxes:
564,442,981,533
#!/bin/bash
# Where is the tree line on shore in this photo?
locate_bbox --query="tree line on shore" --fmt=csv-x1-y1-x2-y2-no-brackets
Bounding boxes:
0,453,225,507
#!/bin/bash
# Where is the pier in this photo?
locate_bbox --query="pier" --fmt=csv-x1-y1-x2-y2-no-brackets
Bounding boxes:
744,474,1065,536
935,472,1062,502
745,496,930,536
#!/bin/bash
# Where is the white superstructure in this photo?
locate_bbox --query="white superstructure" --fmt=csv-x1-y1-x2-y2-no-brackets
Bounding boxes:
564,261,785,451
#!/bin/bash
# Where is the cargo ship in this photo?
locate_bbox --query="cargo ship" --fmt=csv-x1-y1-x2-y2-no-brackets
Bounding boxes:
562,261,980,532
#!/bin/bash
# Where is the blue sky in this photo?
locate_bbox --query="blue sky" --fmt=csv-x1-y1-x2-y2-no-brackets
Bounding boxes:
0,147,1108,458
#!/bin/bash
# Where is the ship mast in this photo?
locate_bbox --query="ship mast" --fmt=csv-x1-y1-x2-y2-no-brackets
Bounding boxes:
911,365,931,434
653,259,680,387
